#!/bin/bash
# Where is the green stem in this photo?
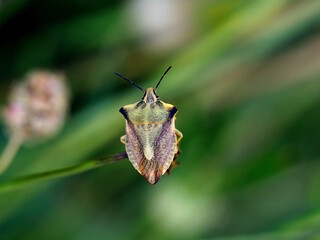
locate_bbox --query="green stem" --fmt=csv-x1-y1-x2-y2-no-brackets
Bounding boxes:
0,152,127,194
0,132,23,175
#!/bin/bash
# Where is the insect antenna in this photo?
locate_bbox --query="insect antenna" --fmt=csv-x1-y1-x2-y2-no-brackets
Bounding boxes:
155,66,172,91
114,72,144,92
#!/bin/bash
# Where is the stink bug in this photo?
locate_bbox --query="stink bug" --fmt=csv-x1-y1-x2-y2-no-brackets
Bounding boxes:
115,66,183,184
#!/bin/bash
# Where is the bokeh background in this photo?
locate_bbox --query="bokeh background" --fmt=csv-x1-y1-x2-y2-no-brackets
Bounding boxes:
1,0,320,239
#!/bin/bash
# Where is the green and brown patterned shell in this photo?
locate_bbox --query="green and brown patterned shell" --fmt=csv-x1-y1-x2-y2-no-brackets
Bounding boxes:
120,88,179,184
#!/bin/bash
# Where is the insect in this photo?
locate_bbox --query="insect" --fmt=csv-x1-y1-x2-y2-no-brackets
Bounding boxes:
115,66,182,184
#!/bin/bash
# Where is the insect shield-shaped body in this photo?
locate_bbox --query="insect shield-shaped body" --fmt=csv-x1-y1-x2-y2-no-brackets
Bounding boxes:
115,67,182,184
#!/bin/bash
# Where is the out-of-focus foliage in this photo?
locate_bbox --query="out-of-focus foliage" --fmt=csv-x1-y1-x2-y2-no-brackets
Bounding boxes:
1,0,320,239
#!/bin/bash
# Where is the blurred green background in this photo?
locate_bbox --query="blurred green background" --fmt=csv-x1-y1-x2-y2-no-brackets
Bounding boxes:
1,0,320,239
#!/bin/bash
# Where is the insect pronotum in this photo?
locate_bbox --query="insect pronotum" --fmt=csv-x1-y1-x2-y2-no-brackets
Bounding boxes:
115,66,183,184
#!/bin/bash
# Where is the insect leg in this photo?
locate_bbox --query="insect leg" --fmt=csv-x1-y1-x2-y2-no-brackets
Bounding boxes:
120,135,126,145
166,159,181,175
175,129,183,144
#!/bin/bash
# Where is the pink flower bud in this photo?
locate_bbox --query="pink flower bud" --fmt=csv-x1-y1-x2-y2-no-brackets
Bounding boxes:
3,70,69,141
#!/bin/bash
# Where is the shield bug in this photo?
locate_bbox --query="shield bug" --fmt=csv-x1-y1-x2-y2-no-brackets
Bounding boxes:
115,66,182,184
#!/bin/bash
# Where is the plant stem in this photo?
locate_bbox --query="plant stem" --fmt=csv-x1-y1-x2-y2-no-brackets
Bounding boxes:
0,132,23,175
0,152,127,194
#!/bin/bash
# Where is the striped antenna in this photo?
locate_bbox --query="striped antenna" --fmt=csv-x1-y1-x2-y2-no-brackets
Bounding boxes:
114,72,144,92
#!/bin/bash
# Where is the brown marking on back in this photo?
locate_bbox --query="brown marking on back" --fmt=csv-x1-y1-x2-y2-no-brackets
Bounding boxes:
137,157,162,184
148,171,156,185
139,157,148,173
154,170,161,184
